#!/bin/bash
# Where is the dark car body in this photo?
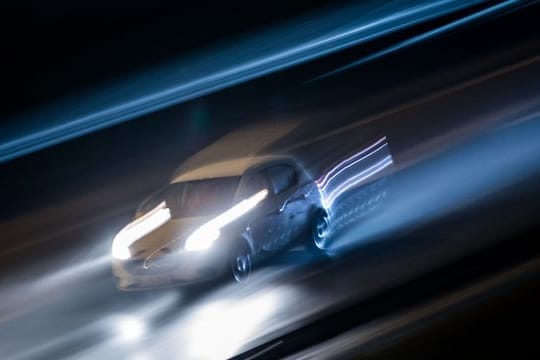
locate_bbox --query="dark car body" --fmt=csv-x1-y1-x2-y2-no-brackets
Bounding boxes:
112,154,318,289
112,133,393,290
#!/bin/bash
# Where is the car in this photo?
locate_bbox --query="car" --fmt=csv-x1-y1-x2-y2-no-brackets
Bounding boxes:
111,136,392,290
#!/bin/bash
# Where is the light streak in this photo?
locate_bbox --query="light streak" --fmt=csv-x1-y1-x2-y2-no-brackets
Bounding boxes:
315,0,521,80
324,156,393,207
112,201,171,260
184,288,284,359
0,0,487,162
317,137,393,208
184,189,268,251
317,137,388,189
113,315,147,343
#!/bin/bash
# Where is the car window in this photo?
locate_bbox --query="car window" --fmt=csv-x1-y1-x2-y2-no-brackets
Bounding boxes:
136,187,168,216
138,177,240,217
178,177,239,216
264,164,298,195
237,172,268,198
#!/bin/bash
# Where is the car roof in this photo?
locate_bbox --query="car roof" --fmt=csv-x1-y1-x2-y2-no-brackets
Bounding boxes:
168,112,383,185
170,154,293,183
169,122,301,184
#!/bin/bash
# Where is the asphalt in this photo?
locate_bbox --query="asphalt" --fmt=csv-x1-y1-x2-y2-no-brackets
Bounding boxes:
2,11,540,358
2,110,540,359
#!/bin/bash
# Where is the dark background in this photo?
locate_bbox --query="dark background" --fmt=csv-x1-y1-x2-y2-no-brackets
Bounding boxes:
2,1,540,358
0,0,348,119
2,1,540,230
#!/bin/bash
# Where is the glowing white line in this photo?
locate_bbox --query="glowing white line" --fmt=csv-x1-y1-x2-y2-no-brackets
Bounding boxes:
112,201,171,260
324,156,393,207
317,137,388,187
319,142,389,192
185,189,269,251
0,0,483,162
325,156,392,206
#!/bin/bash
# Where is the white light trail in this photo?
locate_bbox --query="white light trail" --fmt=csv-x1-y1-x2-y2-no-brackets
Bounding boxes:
112,201,171,260
317,137,388,190
184,189,269,251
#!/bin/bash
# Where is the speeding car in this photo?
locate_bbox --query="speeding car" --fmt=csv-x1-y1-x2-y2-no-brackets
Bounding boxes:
112,136,392,290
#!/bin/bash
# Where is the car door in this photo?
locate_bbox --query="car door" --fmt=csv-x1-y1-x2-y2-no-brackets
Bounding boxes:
236,165,289,254
263,164,309,250
257,163,311,251
235,170,277,255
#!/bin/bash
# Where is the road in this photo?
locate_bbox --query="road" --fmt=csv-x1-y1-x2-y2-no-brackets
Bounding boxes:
2,107,540,359
2,8,540,358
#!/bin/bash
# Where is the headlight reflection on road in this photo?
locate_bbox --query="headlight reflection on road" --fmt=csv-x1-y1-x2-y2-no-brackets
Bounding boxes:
183,288,282,359
113,315,147,343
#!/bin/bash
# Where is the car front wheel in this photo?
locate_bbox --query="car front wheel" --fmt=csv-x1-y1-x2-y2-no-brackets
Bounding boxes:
230,241,252,283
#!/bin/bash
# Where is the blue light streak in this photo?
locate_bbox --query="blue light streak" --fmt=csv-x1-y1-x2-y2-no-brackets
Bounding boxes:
313,0,522,80
324,156,393,207
0,0,486,163
317,137,393,208
317,137,388,189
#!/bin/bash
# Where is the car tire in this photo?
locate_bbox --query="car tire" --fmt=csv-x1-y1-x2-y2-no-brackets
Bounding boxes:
309,209,332,253
230,240,252,283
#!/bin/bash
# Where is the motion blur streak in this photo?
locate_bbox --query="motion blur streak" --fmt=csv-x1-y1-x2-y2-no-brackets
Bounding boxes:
315,0,522,80
185,189,269,251
112,202,171,259
10,294,178,360
0,255,110,323
288,257,540,360
182,288,285,359
112,315,147,344
324,156,393,208
0,0,483,163
336,113,540,250
317,137,393,208
317,137,388,189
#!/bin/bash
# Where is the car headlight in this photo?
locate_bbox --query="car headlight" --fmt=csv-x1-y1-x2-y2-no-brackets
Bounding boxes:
184,227,221,252
184,189,268,252
112,201,171,260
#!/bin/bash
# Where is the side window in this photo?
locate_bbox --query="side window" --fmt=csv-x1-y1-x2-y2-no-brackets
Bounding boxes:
238,172,267,198
264,164,298,195
136,187,169,216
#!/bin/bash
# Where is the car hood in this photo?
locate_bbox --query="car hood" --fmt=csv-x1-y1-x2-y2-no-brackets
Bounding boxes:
127,215,212,260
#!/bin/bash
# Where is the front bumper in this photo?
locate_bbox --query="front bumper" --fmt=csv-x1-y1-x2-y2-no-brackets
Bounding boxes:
112,247,229,290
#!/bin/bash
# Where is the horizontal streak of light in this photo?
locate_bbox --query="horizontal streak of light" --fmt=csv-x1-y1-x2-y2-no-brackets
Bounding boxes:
314,0,522,81
0,0,483,163
324,156,393,207
112,201,171,259
184,188,269,251
317,138,388,190
290,257,540,359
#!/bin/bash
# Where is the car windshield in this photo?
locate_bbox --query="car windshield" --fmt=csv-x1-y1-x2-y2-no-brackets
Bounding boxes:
174,177,240,217
139,177,240,218
137,176,240,217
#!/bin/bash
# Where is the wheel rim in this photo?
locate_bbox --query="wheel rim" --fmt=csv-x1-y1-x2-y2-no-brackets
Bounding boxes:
232,248,251,282
313,213,330,249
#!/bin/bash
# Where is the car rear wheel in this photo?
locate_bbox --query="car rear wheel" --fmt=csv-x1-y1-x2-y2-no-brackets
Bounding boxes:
231,241,252,283
310,209,332,252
